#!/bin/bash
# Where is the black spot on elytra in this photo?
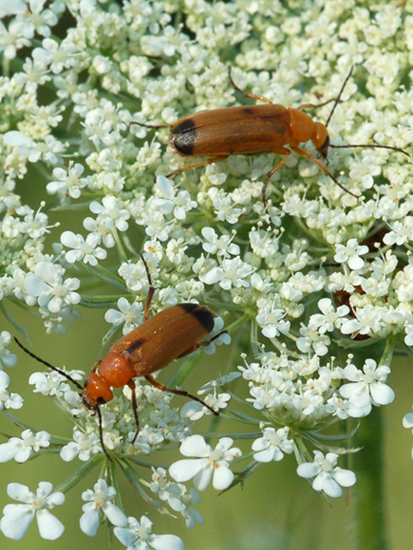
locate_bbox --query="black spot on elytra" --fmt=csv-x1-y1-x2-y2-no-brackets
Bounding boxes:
127,338,146,355
171,118,196,155
179,303,215,333
243,108,254,114
172,118,195,134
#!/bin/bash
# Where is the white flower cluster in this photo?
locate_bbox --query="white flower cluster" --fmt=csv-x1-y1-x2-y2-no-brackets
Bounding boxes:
0,0,412,545
240,299,395,426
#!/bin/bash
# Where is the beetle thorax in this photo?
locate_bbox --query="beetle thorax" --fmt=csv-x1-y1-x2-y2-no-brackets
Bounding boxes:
97,352,136,388
287,108,316,145
287,109,330,159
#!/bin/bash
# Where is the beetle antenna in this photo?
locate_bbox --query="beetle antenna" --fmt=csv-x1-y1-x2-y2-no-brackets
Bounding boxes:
129,121,169,130
325,172,361,198
325,66,354,128
140,252,155,320
145,373,220,417
96,405,112,461
14,337,83,391
330,143,410,157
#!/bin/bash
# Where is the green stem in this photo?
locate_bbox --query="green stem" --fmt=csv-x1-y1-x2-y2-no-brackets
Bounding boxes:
354,406,385,550
352,339,395,550
112,227,129,263
225,312,251,332
82,263,127,290
54,454,103,493
378,336,395,367
117,459,165,510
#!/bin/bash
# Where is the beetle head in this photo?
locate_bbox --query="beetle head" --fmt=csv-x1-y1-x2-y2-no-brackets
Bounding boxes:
312,122,330,160
82,372,114,409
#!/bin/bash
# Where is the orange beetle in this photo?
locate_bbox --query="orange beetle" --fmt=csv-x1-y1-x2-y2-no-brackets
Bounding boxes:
132,67,409,206
15,255,226,458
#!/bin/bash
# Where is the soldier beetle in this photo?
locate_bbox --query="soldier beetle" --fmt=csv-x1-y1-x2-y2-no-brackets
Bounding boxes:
14,254,227,459
132,67,409,206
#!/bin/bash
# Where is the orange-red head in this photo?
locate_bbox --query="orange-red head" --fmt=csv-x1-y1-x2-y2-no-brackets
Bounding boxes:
82,352,136,409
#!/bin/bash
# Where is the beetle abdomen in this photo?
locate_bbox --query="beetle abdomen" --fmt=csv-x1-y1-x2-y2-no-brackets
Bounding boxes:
170,104,291,157
110,303,216,376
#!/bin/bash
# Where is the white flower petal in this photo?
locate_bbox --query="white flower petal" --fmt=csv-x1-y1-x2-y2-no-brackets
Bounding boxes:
7,483,32,502
114,526,137,547
0,442,18,462
315,475,343,498
212,466,234,490
370,382,395,406
201,267,224,285
24,273,50,297
296,463,320,478
332,468,356,488
156,175,173,198
65,250,82,264
36,509,65,540
149,534,185,550
102,502,128,527
3,131,34,148
340,319,362,334
35,262,58,286
348,256,364,270
60,231,79,248
46,491,65,506
80,509,99,537
193,465,213,491
14,448,31,463
403,412,413,428
169,459,205,482
1,505,34,540
343,365,364,382
180,435,209,457
253,447,275,463
0,504,34,540
251,437,267,452
346,401,372,418
48,295,62,313
60,442,78,462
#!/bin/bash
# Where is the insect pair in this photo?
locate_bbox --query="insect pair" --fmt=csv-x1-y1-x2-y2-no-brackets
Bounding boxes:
132,66,409,206
15,254,227,459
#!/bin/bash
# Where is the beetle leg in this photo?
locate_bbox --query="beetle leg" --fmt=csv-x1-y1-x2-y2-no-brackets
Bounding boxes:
91,361,101,373
176,330,229,359
290,145,361,198
298,98,339,110
139,253,155,321
263,147,292,207
228,66,273,104
166,155,229,178
127,379,141,444
129,121,169,130
145,374,219,416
